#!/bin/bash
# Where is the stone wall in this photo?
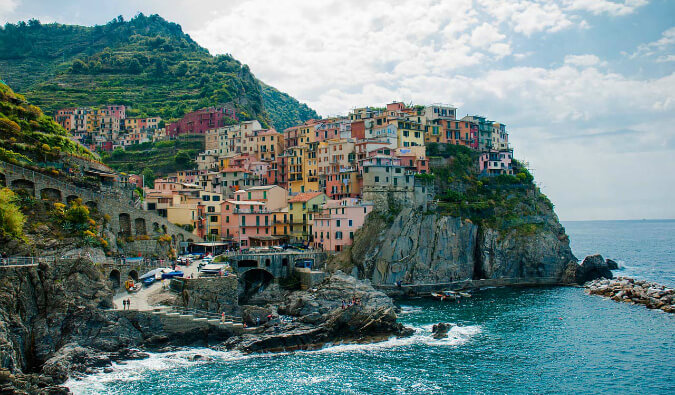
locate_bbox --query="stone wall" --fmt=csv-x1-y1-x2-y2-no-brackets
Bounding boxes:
180,276,239,315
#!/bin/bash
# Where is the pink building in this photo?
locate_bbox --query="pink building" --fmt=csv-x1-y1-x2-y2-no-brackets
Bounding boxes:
312,198,374,252
479,150,513,175
167,107,237,136
220,200,273,248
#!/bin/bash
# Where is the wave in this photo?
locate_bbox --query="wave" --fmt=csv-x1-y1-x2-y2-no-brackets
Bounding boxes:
66,324,481,394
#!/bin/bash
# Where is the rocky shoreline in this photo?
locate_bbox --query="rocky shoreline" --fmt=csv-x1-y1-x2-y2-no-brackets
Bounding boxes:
585,277,674,313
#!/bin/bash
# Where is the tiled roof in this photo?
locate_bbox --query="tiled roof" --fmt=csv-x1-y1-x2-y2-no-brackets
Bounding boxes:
288,192,324,203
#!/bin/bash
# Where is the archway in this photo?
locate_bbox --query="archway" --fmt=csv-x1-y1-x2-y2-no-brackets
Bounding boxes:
109,269,121,289
10,179,34,196
265,258,271,267
128,270,139,282
40,188,62,202
239,268,275,304
85,201,97,210
0,172,5,187
66,195,80,205
119,213,132,236
134,218,147,235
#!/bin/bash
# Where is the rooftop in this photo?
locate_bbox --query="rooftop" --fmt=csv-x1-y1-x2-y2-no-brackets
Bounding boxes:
288,192,324,203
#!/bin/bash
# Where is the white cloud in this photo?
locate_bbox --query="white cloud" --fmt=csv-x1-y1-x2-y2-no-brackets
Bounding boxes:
631,27,675,59
564,54,607,67
0,0,18,15
477,0,576,36
564,0,649,16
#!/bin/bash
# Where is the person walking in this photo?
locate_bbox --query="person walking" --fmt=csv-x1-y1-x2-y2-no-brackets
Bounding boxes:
122,299,127,310
126,298,131,310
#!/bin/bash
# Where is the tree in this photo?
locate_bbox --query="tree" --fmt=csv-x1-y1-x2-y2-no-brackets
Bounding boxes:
71,59,87,74
174,151,191,167
142,168,155,188
175,61,188,77
127,58,142,74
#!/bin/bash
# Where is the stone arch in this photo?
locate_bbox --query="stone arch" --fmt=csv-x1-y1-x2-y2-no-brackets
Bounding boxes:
152,222,160,234
66,195,80,205
282,258,289,267
134,218,147,236
0,172,5,187
187,238,194,243
128,270,139,282
10,179,34,196
40,188,62,202
85,201,97,210
109,269,121,289
119,213,132,237
265,258,271,267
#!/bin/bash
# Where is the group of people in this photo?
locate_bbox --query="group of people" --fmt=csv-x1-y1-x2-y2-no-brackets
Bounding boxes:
341,297,362,310
121,298,132,310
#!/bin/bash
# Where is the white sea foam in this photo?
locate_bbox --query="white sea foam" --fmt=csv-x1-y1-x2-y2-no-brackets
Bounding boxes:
398,305,423,314
66,324,481,394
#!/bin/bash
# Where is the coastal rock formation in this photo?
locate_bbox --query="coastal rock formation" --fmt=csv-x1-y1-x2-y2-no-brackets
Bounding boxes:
562,254,613,284
227,273,411,353
341,204,576,286
431,323,452,339
586,277,674,313
605,259,620,270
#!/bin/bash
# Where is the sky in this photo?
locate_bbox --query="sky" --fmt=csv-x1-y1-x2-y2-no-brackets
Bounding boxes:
2,0,674,221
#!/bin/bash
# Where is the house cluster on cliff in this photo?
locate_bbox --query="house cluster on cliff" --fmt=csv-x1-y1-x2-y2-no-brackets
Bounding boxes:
54,105,239,152
125,101,513,253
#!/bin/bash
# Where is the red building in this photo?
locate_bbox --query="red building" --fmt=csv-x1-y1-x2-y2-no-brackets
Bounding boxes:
167,107,237,136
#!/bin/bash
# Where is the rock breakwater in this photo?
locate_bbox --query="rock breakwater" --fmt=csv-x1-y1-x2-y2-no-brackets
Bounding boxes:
586,277,674,313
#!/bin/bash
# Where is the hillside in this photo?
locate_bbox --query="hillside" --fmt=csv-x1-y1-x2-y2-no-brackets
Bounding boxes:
0,81,94,164
0,14,318,130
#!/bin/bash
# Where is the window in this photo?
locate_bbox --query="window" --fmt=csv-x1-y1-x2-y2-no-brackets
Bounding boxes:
350,231,354,240
207,206,215,213
226,216,229,223
242,217,246,226
210,216,218,223
336,220,341,227
202,195,210,201
213,195,220,202
348,219,353,226
375,176,380,182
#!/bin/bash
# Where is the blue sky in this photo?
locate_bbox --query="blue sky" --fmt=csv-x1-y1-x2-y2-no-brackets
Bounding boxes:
2,0,674,221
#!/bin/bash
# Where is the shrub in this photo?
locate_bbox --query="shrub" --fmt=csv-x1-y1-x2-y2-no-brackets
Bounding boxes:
0,188,25,237
64,203,90,225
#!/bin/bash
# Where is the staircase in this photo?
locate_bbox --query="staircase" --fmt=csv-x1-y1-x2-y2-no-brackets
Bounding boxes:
149,306,245,331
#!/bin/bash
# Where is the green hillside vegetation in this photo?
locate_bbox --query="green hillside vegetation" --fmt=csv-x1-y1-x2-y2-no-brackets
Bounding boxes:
0,82,95,165
425,143,552,235
100,136,204,177
0,14,318,130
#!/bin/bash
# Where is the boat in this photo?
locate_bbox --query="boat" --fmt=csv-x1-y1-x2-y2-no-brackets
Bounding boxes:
459,292,472,298
124,279,142,292
431,291,457,301
142,277,155,286
161,270,184,279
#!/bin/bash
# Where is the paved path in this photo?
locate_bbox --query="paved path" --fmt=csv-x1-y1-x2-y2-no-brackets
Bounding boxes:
113,259,204,311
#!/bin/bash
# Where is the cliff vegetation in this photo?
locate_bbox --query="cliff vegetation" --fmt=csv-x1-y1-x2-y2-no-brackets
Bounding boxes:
0,14,318,131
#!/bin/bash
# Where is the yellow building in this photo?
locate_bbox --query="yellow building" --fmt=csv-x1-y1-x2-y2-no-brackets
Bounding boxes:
288,192,327,242
394,119,425,148
271,207,290,239
286,146,304,194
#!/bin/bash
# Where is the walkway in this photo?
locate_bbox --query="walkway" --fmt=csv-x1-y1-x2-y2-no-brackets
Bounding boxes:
376,277,562,295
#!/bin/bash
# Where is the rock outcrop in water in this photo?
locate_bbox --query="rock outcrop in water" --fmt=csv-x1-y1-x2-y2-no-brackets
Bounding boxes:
586,277,674,313
225,273,411,353
562,254,614,284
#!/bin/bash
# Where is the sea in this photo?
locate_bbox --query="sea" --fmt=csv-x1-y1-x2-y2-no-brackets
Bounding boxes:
68,220,675,394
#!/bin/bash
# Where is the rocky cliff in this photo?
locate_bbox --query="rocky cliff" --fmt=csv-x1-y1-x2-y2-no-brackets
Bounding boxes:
335,189,576,287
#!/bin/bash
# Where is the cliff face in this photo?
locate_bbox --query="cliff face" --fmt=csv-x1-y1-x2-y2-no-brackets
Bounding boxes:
340,196,576,286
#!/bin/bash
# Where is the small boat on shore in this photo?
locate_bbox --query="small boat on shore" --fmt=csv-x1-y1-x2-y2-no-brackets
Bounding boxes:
432,291,457,301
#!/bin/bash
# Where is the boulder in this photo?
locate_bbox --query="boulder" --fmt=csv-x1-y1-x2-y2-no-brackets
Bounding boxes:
431,323,452,339
574,254,613,284
605,259,619,270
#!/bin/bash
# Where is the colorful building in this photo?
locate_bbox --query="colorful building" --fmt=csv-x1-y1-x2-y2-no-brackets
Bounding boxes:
312,198,373,252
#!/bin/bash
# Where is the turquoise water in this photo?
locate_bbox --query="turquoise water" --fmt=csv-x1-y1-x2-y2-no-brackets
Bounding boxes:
69,220,675,394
